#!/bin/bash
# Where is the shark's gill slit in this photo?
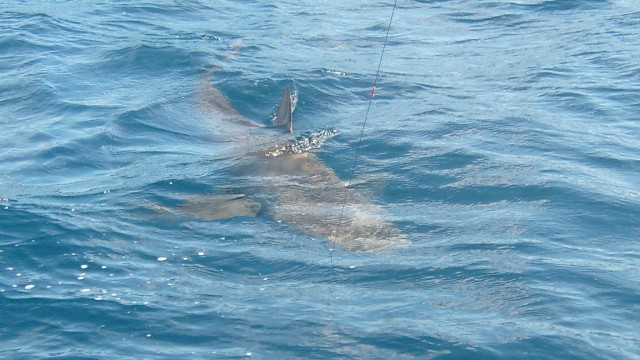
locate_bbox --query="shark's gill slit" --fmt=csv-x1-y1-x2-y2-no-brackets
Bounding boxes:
330,0,399,262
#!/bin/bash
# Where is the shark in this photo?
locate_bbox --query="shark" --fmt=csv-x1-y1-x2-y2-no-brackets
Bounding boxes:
168,68,406,252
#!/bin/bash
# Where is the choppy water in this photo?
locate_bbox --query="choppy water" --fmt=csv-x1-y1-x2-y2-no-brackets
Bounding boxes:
1,1,639,359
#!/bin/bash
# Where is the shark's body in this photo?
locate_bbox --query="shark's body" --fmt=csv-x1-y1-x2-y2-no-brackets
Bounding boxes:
179,71,405,252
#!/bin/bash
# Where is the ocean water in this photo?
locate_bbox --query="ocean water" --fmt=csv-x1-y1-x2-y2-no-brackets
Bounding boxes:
1,0,639,358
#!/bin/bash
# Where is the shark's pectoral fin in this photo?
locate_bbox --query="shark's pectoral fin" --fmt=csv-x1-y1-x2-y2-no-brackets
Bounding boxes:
273,88,293,133
180,194,260,221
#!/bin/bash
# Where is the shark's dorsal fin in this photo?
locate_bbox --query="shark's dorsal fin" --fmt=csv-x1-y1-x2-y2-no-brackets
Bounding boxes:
273,88,293,133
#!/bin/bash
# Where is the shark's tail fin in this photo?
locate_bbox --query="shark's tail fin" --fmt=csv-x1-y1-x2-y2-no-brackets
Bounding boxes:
273,88,294,133
198,41,244,117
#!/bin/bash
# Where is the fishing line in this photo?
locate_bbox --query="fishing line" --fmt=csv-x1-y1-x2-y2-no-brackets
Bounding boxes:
330,0,398,264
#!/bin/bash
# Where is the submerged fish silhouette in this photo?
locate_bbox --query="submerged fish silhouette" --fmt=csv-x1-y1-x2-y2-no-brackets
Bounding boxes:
173,70,406,252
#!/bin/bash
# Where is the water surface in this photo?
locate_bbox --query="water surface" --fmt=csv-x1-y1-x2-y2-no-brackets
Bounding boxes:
1,1,639,359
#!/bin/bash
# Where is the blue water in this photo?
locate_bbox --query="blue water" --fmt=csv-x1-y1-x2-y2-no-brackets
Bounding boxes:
1,1,639,358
